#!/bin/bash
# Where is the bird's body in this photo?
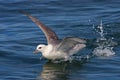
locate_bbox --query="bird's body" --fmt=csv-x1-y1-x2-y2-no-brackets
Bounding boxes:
38,38,86,60
21,11,86,61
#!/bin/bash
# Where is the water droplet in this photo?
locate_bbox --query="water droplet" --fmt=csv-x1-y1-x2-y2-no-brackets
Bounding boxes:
92,21,116,57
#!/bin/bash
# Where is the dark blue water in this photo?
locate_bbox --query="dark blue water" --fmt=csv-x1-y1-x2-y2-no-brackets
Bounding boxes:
0,0,120,80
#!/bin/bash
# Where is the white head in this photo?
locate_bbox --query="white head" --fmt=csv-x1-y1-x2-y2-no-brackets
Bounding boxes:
34,44,47,54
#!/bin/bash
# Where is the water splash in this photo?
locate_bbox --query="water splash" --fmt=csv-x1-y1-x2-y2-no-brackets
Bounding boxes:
51,55,91,63
92,21,117,57
93,20,105,40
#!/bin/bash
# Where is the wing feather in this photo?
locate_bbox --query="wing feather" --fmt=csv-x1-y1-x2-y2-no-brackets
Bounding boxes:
21,11,58,44
57,37,86,53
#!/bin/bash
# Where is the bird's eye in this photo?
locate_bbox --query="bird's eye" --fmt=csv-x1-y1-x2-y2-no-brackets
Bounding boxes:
39,47,42,49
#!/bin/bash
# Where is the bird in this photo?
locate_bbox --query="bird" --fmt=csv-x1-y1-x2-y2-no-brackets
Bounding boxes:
21,11,86,61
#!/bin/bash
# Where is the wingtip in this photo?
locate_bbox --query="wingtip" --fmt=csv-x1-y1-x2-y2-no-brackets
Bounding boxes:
19,10,30,16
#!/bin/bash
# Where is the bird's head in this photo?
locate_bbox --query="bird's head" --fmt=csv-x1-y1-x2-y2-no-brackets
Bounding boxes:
34,44,47,54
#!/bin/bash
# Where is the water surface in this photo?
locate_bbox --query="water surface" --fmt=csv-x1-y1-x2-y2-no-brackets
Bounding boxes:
0,0,120,80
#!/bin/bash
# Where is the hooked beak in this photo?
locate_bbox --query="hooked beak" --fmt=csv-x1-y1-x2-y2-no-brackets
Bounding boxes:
33,50,39,54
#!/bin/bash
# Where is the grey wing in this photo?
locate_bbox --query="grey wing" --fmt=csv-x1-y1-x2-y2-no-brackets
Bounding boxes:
56,37,86,53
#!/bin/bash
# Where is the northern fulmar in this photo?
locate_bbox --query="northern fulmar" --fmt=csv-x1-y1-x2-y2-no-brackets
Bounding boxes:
21,11,86,61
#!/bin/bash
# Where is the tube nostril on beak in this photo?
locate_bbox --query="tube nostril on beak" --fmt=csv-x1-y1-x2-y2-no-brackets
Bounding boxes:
33,50,39,54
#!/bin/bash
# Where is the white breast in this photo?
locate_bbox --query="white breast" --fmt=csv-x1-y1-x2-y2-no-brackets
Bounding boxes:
42,44,66,60
42,44,52,56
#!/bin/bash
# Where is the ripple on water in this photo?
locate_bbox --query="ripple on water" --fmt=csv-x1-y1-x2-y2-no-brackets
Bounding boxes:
0,0,120,80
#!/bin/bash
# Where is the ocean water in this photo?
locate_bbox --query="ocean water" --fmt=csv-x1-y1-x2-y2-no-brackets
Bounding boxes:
0,0,120,80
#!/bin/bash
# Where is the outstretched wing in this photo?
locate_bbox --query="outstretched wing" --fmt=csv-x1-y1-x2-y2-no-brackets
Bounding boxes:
57,37,86,53
21,11,59,44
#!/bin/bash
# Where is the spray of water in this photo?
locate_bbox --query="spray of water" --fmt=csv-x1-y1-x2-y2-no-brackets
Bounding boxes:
51,55,90,63
92,20,117,57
